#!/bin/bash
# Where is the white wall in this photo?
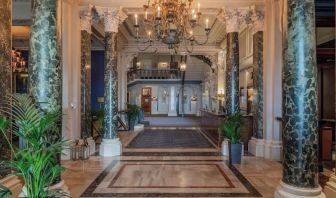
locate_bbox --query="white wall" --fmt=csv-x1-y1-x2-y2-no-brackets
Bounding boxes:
128,83,202,115
61,0,81,158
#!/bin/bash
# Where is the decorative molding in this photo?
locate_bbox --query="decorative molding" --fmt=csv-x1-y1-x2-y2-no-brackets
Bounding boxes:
80,5,93,33
94,7,127,33
217,8,240,33
217,7,259,33
251,10,264,34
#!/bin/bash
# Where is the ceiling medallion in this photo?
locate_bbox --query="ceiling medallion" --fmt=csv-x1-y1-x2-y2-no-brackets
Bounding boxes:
134,0,212,54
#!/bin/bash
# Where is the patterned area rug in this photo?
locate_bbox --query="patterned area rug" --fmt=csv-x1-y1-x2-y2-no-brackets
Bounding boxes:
126,129,215,148
146,117,201,127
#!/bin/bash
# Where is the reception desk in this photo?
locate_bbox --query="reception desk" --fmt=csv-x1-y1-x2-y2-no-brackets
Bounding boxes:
200,109,253,150
200,109,225,148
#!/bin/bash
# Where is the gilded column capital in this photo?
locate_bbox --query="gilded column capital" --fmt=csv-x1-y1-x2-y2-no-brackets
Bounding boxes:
95,7,127,33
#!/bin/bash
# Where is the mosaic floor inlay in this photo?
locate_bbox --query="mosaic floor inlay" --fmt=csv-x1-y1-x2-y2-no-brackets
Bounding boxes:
80,160,261,197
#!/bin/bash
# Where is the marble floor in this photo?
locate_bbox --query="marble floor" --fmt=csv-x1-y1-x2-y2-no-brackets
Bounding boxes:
62,155,282,198
61,130,334,198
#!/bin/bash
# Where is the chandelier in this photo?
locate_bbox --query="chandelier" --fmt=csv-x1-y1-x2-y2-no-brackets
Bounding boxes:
12,49,28,73
134,0,211,53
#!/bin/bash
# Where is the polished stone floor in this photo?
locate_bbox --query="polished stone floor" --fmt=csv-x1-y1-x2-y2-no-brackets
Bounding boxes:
61,129,334,198
62,155,282,198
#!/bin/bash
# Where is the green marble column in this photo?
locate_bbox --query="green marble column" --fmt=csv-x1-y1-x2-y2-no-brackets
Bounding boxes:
80,10,92,138
29,0,62,182
100,8,127,140
29,0,62,113
251,12,264,139
222,9,240,115
0,0,12,173
282,0,319,188
104,31,118,139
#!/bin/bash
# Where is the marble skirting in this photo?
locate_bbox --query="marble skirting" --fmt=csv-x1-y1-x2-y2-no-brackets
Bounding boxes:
80,160,261,197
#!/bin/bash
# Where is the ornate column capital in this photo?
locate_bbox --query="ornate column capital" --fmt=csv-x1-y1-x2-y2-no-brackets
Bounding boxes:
94,7,128,33
80,5,93,34
217,8,240,33
251,10,264,34
123,53,137,69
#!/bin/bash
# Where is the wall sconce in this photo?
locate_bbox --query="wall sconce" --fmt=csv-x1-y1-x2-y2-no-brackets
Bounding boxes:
152,96,158,101
191,96,197,101
180,62,187,71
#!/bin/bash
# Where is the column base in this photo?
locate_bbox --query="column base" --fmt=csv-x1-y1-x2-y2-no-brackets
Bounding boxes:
264,140,282,161
324,173,336,198
221,139,244,156
20,180,70,198
275,181,325,198
134,124,145,132
99,138,122,157
248,137,265,157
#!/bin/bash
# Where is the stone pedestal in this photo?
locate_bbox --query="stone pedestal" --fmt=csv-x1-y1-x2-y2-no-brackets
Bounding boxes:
324,173,336,198
275,181,325,198
248,137,264,157
100,138,122,157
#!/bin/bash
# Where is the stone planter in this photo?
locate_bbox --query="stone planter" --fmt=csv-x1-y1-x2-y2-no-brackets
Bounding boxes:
221,139,244,156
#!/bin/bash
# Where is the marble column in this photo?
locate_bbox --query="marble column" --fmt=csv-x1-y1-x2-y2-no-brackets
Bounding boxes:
248,10,266,157
219,9,240,115
96,7,127,157
275,0,324,197
29,0,62,114
252,12,264,140
0,0,12,170
80,7,92,138
29,0,67,192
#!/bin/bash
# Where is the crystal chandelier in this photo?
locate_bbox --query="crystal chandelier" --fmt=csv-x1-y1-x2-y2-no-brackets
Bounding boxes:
134,0,211,53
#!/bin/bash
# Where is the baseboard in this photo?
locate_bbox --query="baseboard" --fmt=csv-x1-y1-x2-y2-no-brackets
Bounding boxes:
248,138,265,157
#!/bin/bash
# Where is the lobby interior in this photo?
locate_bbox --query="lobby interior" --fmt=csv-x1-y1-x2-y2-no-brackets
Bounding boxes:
0,0,335,198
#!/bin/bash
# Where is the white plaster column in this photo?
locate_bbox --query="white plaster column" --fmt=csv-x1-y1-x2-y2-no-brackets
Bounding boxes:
168,86,178,116
262,0,282,161
118,53,136,111
95,7,127,157
61,0,81,160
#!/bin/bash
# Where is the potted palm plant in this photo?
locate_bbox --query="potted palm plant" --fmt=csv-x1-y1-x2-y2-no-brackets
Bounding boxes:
220,112,244,164
0,94,68,198
126,104,140,130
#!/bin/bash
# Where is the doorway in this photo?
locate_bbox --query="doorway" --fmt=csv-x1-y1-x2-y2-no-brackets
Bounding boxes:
141,87,152,114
